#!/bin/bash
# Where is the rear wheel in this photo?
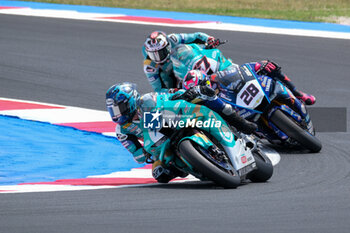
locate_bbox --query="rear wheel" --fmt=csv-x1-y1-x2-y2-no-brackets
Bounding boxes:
178,140,241,188
270,109,322,153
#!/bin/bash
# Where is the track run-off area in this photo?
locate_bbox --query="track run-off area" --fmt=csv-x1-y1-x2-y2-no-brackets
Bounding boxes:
0,1,350,233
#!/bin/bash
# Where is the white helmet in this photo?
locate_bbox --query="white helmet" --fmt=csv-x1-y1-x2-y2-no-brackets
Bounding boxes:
144,31,171,63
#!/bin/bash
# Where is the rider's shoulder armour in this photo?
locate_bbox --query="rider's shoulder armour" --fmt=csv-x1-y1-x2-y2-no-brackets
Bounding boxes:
168,33,182,47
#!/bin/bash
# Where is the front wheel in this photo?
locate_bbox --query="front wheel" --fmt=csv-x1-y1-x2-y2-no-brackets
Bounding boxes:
270,109,322,153
178,140,241,188
247,150,273,182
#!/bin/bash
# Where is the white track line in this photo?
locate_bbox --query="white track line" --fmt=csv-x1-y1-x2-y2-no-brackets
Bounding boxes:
0,7,350,39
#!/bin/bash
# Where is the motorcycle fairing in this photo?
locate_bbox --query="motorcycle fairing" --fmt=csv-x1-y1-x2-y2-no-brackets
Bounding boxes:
179,132,213,150
223,138,256,174
243,63,273,103
142,92,258,178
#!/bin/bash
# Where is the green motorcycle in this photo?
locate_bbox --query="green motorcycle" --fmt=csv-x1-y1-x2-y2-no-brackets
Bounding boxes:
141,93,276,188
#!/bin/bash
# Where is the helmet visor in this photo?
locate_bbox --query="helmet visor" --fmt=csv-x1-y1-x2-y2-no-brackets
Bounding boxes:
147,46,169,63
106,98,129,123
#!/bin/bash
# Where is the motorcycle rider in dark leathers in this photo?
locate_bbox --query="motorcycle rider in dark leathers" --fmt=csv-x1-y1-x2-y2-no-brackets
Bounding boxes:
254,60,315,105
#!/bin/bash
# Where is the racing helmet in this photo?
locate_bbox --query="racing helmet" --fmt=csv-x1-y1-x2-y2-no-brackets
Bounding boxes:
182,70,208,90
106,82,140,124
144,31,171,63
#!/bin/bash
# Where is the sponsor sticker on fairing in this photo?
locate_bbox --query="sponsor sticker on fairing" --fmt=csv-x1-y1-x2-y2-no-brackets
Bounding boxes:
242,66,253,76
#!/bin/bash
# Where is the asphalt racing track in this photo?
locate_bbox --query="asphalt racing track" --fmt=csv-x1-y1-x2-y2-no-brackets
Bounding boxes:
1,14,350,233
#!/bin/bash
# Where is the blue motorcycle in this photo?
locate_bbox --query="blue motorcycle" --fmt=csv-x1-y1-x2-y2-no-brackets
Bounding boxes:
171,43,321,152
213,63,322,152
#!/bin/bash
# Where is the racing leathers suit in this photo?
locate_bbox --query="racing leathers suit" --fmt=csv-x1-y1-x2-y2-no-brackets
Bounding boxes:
170,42,315,105
114,90,188,183
143,32,214,92
254,60,316,105
204,60,316,106
114,89,256,183
170,43,239,82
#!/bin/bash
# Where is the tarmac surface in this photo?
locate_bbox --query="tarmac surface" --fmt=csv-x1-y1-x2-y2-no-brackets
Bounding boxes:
1,14,350,233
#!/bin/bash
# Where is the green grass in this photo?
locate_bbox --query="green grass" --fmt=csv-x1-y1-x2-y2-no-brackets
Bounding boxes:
19,0,350,23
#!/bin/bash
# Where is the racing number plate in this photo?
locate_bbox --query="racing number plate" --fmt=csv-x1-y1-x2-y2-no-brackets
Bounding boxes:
238,162,256,177
237,80,264,109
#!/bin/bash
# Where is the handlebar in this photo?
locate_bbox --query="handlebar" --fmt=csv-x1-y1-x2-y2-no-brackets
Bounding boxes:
218,39,228,45
204,39,228,49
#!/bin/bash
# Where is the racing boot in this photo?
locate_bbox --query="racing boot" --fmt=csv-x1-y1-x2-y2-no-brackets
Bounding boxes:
255,60,316,105
152,160,176,183
293,89,316,105
152,159,188,183
278,74,316,105
221,104,258,134
202,92,258,134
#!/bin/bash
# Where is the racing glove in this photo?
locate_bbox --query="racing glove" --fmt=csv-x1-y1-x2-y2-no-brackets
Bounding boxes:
198,82,216,98
175,85,216,102
206,37,221,49
168,88,179,94
255,60,281,77
180,87,200,102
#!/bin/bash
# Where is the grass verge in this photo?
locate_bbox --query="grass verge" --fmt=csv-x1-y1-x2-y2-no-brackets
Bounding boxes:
17,0,350,24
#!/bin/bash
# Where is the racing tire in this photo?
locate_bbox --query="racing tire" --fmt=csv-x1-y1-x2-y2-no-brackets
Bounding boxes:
247,151,273,182
270,109,322,153
179,140,241,189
